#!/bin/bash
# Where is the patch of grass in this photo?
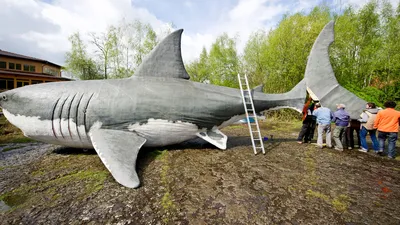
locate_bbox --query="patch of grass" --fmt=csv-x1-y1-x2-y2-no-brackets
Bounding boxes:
331,195,351,212
148,149,167,160
1,193,27,209
157,150,176,223
266,120,302,132
0,119,36,144
0,170,108,211
0,135,36,144
161,191,175,211
226,125,246,129
306,189,330,202
0,115,7,125
304,146,318,186
2,146,21,152
306,190,351,213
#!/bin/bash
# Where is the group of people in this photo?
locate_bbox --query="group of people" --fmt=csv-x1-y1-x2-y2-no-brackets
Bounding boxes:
297,99,400,159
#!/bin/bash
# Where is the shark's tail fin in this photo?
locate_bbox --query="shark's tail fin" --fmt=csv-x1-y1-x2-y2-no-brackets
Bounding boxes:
305,20,366,119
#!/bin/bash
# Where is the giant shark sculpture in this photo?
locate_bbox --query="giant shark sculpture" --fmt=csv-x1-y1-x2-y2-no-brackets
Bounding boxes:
0,29,306,188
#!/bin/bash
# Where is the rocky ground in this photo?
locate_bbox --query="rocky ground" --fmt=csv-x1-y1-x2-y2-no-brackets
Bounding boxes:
1,120,400,224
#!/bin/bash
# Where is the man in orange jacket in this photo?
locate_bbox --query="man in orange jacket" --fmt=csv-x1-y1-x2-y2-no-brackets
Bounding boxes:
373,101,400,159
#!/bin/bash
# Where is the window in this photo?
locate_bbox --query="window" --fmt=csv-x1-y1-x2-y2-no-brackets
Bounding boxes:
0,80,6,89
0,79,15,90
16,80,29,88
31,80,43,84
9,63,15,70
29,65,35,72
16,64,21,70
7,80,14,89
43,67,58,76
0,61,6,69
23,64,29,71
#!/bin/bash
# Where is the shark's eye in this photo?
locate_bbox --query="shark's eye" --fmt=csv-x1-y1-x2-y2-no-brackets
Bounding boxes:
1,95,7,101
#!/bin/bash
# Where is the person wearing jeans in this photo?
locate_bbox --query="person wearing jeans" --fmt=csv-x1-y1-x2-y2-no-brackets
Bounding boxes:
313,102,333,149
332,104,350,151
373,101,400,159
358,102,379,153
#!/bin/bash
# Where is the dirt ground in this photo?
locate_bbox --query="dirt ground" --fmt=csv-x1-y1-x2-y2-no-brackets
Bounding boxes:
1,120,400,225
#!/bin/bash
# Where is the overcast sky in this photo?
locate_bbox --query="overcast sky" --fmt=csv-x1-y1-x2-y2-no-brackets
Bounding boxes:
1,0,399,67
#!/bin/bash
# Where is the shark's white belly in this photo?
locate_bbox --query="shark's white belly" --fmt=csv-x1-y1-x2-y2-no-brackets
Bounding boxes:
4,108,243,149
3,109,93,148
128,119,199,147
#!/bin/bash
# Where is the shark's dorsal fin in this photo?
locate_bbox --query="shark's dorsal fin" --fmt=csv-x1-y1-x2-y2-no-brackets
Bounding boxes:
90,129,146,188
133,29,190,80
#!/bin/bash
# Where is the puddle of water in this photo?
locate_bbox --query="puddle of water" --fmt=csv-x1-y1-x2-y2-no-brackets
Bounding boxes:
0,200,11,211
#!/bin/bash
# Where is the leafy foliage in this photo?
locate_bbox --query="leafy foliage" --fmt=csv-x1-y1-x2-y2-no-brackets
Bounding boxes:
187,1,399,108
65,20,170,80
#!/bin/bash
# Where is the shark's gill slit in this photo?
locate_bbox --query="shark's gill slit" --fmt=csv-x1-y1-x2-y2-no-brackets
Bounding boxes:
51,97,61,139
75,94,84,141
83,93,94,134
67,93,77,140
58,96,69,139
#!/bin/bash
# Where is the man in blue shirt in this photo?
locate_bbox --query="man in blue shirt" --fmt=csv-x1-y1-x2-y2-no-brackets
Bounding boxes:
312,102,333,148
332,103,350,151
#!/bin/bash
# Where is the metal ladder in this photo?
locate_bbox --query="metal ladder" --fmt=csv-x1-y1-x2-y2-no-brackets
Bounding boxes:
237,74,265,155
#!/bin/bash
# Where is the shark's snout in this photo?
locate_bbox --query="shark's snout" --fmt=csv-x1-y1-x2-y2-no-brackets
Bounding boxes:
0,92,11,109
0,93,6,106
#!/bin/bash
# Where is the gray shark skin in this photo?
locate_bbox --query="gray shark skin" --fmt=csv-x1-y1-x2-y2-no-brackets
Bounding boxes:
0,29,306,188
305,21,366,119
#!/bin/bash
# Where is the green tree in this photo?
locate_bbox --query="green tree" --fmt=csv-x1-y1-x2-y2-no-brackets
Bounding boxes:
243,30,269,88
263,6,331,93
65,32,101,80
207,33,240,88
186,47,210,83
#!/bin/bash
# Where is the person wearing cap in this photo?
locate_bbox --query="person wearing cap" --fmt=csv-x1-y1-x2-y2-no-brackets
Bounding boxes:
332,103,350,151
373,101,400,159
312,102,334,148
358,102,379,153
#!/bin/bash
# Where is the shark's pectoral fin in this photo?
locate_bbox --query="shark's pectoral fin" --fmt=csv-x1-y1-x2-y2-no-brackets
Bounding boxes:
196,129,227,150
89,129,146,188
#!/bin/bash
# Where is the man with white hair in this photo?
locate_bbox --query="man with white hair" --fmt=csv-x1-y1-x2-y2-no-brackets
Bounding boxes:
332,103,350,151
312,102,334,149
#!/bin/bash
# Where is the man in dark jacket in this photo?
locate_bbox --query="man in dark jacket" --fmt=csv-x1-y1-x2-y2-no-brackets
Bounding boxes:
332,103,350,151
297,97,316,143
